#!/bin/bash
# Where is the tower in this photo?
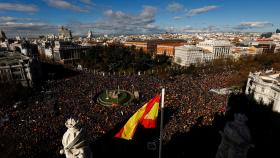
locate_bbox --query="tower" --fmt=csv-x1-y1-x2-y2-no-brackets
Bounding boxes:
0,30,7,42
87,29,93,39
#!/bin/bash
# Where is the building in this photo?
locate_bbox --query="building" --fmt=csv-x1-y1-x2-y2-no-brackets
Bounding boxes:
274,43,280,53
124,41,148,52
156,42,187,56
250,38,276,54
87,29,94,39
0,30,7,42
124,40,187,56
0,30,9,51
156,44,176,56
9,40,39,57
53,41,90,64
0,51,32,87
197,40,232,59
174,45,214,66
245,70,280,112
39,41,90,64
231,46,263,60
58,26,72,41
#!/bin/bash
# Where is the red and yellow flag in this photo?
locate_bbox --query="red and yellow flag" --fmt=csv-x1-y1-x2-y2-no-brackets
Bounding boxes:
115,95,160,140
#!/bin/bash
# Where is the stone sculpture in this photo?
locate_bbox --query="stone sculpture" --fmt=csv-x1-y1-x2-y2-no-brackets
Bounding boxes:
216,113,253,158
60,118,92,158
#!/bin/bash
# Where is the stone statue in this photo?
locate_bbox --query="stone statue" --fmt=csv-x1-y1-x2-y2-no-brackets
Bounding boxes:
60,118,92,158
216,113,253,158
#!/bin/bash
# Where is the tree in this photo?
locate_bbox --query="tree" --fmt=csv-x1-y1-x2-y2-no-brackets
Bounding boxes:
260,32,273,38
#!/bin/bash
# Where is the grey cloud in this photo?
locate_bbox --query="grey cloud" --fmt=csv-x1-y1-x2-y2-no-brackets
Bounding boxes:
0,3,38,12
44,0,89,12
166,25,220,33
0,16,54,37
0,16,34,22
186,5,219,16
233,22,274,30
75,6,162,34
140,6,157,18
167,2,184,12
0,16,21,22
173,16,183,20
0,20,58,37
201,25,220,32
104,10,126,18
165,26,176,33
80,0,93,5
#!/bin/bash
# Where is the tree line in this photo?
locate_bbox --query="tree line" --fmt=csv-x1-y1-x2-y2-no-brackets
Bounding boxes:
80,44,171,72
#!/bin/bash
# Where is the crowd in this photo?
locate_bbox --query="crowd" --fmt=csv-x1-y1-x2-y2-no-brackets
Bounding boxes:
0,69,235,158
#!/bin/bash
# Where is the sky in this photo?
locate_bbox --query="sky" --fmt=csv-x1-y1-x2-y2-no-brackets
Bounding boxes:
0,0,279,37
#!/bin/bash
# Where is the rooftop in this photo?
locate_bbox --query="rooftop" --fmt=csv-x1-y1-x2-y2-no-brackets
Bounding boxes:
250,70,280,87
176,45,203,51
0,51,29,66
198,40,232,46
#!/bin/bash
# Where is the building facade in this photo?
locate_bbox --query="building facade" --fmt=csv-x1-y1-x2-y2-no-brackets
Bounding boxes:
124,41,148,52
197,40,232,59
87,29,94,39
245,70,280,112
58,26,72,41
174,45,213,66
250,39,276,54
39,41,90,64
124,40,187,56
0,51,32,87
231,46,263,60
156,44,175,56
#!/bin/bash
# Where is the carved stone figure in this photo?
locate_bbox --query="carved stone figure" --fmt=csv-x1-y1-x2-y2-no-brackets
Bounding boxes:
216,113,253,158
60,118,92,158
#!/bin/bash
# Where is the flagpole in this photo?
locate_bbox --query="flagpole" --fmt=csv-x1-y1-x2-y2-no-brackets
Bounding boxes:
159,88,165,158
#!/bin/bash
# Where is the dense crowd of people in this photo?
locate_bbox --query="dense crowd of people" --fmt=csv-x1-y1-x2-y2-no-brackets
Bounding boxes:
0,69,235,158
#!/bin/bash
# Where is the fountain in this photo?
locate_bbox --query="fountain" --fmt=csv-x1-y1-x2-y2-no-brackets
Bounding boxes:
97,88,134,107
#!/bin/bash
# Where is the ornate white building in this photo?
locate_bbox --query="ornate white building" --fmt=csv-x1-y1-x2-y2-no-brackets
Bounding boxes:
0,30,7,42
174,45,214,66
59,26,72,41
197,40,232,59
0,51,32,87
87,30,94,39
174,40,232,67
245,70,280,112
175,45,206,66
39,41,90,64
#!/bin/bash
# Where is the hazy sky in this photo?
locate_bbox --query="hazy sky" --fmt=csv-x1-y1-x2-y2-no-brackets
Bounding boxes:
0,0,279,37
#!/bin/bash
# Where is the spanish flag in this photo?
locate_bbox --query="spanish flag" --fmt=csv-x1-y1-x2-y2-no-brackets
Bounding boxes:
115,95,160,140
